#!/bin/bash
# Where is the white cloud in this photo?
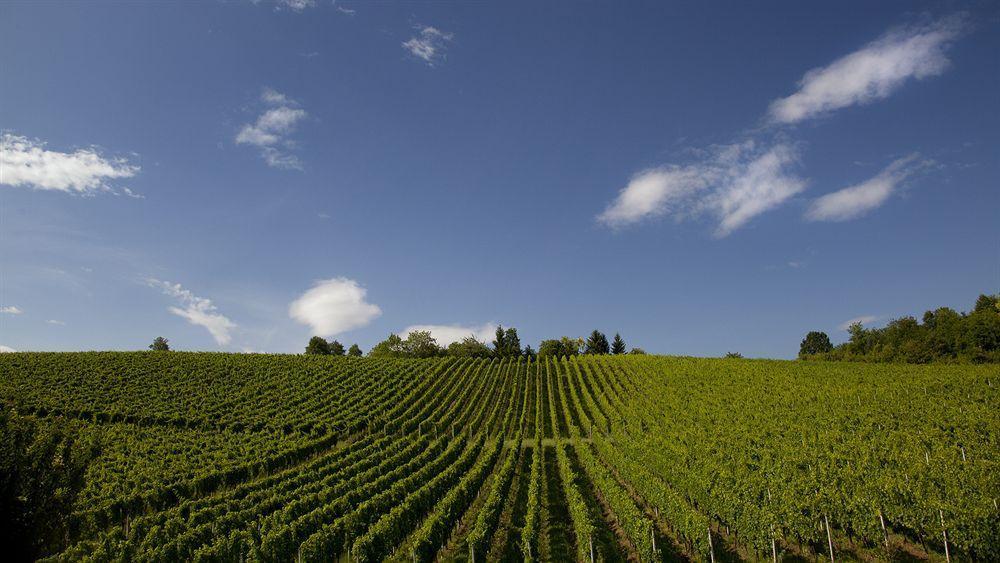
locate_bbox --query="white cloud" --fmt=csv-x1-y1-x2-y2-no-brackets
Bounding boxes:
235,89,307,170
402,26,453,66
289,277,382,336
0,345,16,353
147,278,237,345
276,0,315,11
399,323,496,346
598,141,805,236
122,187,145,199
806,154,924,222
1,133,139,194
839,315,879,331
768,16,965,124
46,319,66,326
1,306,23,315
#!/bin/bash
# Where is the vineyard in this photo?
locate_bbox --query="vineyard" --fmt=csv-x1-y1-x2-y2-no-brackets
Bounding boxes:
1,352,997,562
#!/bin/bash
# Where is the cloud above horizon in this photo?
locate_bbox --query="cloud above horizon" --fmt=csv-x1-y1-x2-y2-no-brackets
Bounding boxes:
768,16,965,124
0,345,16,353
1,133,139,194
147,278,237,345
402,26,453,66
598,140,806,237
839,315,879,330
1,306,23,315
235,88,307,170
399,323,497,346
289,277,382,336
807,154,926,222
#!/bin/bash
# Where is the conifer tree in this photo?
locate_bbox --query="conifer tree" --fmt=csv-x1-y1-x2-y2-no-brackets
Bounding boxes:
611,333,626,355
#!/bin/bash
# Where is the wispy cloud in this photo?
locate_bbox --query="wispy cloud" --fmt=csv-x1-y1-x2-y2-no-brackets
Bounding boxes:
289,277,382,336
235,88,307,170
1,306,23,315
1,133,139,194
275,0,315,12
46,319,66,326
806,154,926,221
399,323,496,346
334,2,355,16
0,345,16,353
768,15,966,124
122,187,145,199
839,315,879,330
147,278,237,345
402,26,453,66
598,140,806,237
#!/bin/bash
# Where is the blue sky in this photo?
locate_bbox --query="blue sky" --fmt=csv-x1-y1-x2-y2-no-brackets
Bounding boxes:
1,0,997,357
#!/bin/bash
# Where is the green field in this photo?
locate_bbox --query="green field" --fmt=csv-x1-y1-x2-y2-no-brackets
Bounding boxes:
1,352,997,562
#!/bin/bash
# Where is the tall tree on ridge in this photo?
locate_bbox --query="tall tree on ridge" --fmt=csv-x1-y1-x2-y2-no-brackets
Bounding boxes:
585,330,610,354
611,333,626,355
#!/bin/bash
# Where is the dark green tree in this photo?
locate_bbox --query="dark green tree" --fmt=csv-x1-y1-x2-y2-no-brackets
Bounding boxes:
492,325,507,357
538,337,582,358
149,336,170,351
446,336,492,358
347,343,363,357
504,327,521,357
585,330,610,354
523,344,537,360
305,336,331,355
611,333,626,355
328,340,345,356
798,331,833,357
974,293,999,314
629,347,646,354
403,331,442,358
369,334,406,357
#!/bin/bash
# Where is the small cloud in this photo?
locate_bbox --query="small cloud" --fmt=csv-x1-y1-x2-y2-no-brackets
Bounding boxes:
839,315,879,331
275,0,316,12
235,89,307,170
402,25,453,66
1,133,139,194
335,2,355,15
147,278,237,345
289,277,382,336
122,187,145,199
46,319,67,326
806,154,926,222
399,323,496,347
299,51,320,58
1,306,23,315
787,261,804,269
317,212,330,219
0,345,16,353
598,140,806,237
768,15,966,124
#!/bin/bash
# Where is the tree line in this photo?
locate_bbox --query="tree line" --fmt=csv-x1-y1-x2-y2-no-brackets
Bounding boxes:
305,327,644,359
799,293,1000,363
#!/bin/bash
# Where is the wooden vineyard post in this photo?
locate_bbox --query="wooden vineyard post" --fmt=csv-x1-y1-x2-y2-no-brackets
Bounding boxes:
878,510,888,548
708,527,715,563
940,510,950,563
589,535,595,563
771,535,777,562
470,544,475,563
825,514,835,562
651,526,657,557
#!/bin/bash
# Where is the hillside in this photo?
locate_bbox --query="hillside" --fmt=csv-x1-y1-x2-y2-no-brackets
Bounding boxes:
1,353,997,561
